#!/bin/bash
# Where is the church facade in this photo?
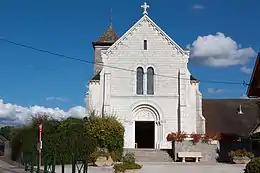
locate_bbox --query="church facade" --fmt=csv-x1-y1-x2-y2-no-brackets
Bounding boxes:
86,3,205,149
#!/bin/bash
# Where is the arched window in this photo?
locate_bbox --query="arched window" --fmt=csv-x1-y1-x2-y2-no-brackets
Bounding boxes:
136,67,144,95
147,67,154,95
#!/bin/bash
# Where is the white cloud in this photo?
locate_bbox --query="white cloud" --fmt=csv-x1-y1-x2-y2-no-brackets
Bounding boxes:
192,4,205,9
240,66,253,74
0,99,86,125
189,32,256,67
46,97,69,102
207,88,225,94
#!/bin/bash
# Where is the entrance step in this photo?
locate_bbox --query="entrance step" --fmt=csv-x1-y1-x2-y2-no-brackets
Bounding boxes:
124,149,173,162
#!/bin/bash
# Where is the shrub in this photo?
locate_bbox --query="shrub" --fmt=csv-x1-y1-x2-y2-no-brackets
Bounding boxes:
122,152,135,164
114,163,142,173
113,152,142,173
110,151,118,162
244,157,260,173
88,150,110,165
85,112,124,161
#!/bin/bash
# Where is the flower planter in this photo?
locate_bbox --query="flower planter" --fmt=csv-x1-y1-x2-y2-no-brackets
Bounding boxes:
232,157,251,164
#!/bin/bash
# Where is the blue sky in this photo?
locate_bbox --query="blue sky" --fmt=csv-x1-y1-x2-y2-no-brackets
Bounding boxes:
0,0,259,116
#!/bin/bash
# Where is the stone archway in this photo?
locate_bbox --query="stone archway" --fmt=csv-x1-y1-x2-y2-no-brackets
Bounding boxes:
132,104,162,149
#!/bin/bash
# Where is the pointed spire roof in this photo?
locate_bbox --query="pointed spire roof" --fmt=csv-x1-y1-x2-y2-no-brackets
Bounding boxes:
93,26,118,46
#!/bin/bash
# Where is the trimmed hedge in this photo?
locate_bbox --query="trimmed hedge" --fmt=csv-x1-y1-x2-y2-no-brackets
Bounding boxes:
113,152,142,173
10,114,96,164
10,111,125,164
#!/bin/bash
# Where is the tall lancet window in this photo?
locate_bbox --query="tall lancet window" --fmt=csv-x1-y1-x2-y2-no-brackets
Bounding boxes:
147,67,154,95
136,67,144,95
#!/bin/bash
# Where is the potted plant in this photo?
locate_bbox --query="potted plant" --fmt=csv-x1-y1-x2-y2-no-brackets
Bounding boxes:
229,149,254,164
113,152,142,173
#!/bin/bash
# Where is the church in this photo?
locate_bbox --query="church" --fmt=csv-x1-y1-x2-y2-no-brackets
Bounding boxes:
86,2,206,150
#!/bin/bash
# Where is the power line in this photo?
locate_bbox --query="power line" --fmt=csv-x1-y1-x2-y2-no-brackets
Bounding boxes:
0,38,249,86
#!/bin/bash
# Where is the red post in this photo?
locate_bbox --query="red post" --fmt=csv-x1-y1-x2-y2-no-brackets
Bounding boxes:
38,124,42,143
37,124,42,173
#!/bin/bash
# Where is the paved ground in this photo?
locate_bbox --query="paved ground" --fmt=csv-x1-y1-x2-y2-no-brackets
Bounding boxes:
0,159,27,173
0,159,246,173
55,162,246,173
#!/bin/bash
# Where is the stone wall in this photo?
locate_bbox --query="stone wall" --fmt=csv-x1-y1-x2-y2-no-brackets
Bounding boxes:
173,140,218,162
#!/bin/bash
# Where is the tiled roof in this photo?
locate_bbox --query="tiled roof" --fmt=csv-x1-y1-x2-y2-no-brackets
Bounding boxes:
95,26,118,44
203,99,260,137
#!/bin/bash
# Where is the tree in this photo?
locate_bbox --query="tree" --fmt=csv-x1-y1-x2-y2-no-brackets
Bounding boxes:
0,126,14,141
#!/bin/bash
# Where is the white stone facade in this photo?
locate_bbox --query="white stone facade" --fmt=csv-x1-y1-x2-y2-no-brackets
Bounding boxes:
86,13,205,149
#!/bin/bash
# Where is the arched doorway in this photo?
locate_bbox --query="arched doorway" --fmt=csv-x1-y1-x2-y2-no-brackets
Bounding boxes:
133,104,161,149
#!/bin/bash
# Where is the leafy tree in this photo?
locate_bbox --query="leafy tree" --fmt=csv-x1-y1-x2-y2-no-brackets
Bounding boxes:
0,126,14,141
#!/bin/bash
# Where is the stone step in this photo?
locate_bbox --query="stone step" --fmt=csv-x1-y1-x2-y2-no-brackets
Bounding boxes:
124,149,173,162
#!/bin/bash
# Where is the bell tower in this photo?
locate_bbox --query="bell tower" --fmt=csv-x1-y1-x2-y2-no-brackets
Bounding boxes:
92,26,118,75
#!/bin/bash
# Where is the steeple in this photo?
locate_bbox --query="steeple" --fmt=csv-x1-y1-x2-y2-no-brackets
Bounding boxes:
93,26,118,46
92,15,119,75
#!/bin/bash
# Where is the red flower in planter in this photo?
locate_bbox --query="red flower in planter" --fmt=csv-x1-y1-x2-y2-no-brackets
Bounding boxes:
230,149,254,159
190,133,202,145
202,132,222,143
166,132,187,142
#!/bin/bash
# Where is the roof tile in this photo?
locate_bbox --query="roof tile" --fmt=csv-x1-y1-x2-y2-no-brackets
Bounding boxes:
95,26,118,43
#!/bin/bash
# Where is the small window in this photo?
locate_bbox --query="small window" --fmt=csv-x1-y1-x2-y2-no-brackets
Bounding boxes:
144,40,147,50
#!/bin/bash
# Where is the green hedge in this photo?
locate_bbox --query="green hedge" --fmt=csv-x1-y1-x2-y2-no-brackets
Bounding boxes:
10,111,125,164
11,114,96,164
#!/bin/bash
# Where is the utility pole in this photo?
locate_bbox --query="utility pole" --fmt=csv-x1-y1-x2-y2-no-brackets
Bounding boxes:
37,124,42,173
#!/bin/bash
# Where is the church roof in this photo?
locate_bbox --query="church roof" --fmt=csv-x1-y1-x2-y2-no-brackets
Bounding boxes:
190,75,198,82
106,15,188,56
203,99,260,137
91,72,100,81
93,26,119,46
247,52,260,97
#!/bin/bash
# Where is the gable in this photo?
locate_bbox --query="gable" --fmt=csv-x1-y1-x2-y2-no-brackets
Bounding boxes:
106,15,188,57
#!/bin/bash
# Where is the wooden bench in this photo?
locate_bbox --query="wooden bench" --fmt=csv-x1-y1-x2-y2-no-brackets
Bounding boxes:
177,152,202,162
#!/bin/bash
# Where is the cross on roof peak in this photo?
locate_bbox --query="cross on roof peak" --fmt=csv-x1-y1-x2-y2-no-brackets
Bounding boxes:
141,2,150,15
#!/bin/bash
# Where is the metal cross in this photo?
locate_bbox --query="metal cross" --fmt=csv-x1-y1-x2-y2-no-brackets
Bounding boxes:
141,2,150,15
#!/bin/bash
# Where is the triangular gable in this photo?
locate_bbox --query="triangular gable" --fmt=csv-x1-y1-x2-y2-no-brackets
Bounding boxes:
106,15,188,56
